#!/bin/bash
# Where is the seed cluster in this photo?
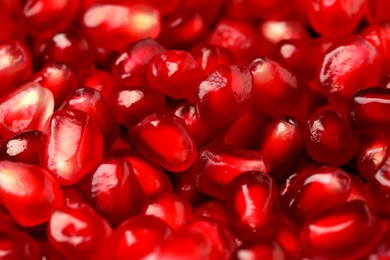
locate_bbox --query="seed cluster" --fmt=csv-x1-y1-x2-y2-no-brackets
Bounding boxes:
0,0,390,259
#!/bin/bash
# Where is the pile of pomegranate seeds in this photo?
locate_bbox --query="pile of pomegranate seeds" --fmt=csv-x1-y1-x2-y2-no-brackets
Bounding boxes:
3,0,390,259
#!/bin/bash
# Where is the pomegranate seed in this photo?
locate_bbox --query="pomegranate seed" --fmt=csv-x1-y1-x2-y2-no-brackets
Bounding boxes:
82,3,161,52
208,19,266,62
112,38,165,86
300,200,382,259
109,148,172,195
222,109,268,148
40,109,104,185
78,69,117,101
362,24,390,75
368,154,390,214
249,57,306,118
225,171,279,240
0,161,63,226
114,215,173,259
173,102,217,147
132,0,181,17
196,64,253,127
259,20,310,45
0,82,54,143
191,43,235,77
109,85,165,129
173,168,204,205
60,87,120,150
258,117,303,180
0,16,25,43
357,136,390,180
0,230,41,259
43,28,95,71
31,62,77,108
282,165,353,224
307,0,367,37
274,38,333,81
349,87,390,136
367,0,390,23
232,240,288,260
87,159,143,225
249,0,290,20
0,130,42,165
0,40,32,96
20,0,80,38
194,199,229,225
141,191,193,229
158,11,209,49
193,142,270,199
128,112,197,172
304,107,360,166
48,202,114,259
317,35,380,113
147,50,202,100
184,217,237,259
178,0,224,26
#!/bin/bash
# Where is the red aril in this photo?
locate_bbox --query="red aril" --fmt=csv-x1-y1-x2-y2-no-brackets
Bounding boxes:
0,40,32,96
40,109,104,185
304,107,360,166
114,215,173,259
225,171,279,240
48,202,114,260
349,87,390,136
147,50,202,100
43,28,95,71
0,82,54,143
128,112,197,172
78,69,117,101
82,3,161,52
196,64,253,128
87,159,143,225
31,62,77,108
307,0,367,37
317,35,380,113
192,142,270,199
258,117,303,180
112,38,165,86
0,130,42,165
109,148,172,196
300,200,382,259
249,57,306,117
141,191,193,229
60,87,120,150
0,161,63,226
0,230,41,260
20,0,80,38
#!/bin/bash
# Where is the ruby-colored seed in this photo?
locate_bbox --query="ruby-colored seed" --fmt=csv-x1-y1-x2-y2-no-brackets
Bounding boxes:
82,3,162,52
60,87,120,150
109,85,166,128
0,230,41,260
0,130,42,165
300,200,382,259
141,191,193,229
112,38,165,86
128,112,197,172
192,142,270,199
114,215,173,259
48,202,114,259
225,171,279,240
40,109,104,185
0,161,63,227
0,82,54,143
87,159,143,225
304,107,360,166
196,64,253,128
0,40,32,96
